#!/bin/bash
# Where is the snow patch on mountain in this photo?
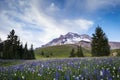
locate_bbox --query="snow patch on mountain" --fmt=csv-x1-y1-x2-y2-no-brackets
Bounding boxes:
42,32,91,47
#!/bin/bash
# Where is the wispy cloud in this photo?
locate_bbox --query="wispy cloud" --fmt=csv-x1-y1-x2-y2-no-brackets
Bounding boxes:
65,0,120,13
0,0,100,48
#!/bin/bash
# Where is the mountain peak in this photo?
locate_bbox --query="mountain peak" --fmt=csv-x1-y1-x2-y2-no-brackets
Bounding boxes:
66,32,79,36
66,32,77,35
42,32,91,47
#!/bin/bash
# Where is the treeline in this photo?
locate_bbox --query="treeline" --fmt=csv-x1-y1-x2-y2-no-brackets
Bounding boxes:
0,29,35,59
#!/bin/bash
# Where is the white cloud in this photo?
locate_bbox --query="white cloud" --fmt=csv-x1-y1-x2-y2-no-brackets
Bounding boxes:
0,0,94,48
63,19,93,31
85,0,116,12
65,0,120,13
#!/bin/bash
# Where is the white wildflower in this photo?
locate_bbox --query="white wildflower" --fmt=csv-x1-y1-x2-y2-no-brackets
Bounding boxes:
14,73,16,76
113,67,116,70
107,68,109,70
100,71,103,76
79,75,81,77
76,76,79,79
22,76,24,79
117,75,119,78
102,67,104,69
38,73,41,76
113,75,115,78
73,75,75,78
41,64,44,67
112,70,114,73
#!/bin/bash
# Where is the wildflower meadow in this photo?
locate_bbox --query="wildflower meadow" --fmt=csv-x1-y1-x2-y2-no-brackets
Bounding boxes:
0,57,120,80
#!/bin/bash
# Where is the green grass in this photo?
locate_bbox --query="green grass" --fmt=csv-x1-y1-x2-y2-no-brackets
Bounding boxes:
111,49,120,56
0,60,22,67
35,44,91,59
35,44,120,59
111,49,120,53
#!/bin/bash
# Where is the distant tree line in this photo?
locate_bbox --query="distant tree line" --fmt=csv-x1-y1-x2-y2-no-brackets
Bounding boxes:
70,45,84,57
0,29,35,59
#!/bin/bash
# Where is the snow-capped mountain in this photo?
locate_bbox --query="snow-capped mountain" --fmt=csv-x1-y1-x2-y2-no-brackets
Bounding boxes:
42,32,120,49
42,32,92,47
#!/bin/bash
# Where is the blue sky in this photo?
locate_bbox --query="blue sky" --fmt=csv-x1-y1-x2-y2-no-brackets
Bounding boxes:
0,0,120,48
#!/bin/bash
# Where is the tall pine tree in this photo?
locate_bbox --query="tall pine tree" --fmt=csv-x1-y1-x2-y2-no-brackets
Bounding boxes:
30,44,35,59
23,43,28,59
3,30,20,59
91,26,110,56
70,48,75,57
0,38,3,58
77,45,84,57
41,51,44,56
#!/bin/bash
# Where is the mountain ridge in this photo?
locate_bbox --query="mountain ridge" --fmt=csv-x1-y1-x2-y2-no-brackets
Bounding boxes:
42,32,120,49
42,32,91,47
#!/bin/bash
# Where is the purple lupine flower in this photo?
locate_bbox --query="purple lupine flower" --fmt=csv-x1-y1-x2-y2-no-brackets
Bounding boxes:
55,71,59,80
65,75,70,80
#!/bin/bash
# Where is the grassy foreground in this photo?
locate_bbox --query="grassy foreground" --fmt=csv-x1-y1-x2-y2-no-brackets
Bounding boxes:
0,57,120,80
0,60,23,67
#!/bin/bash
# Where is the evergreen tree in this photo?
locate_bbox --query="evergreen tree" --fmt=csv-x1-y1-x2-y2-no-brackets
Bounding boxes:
50,52,53,56
91,26,110,56
23,43,28,59
0,38,3,58
70,48,75,57
30,44,35,59
77,46,84,57
3,29,20,59
41,51,44,56
17,43,24,59
2,41,7,59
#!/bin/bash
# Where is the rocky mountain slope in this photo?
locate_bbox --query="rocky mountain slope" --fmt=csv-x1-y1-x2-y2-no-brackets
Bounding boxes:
42,32,120,49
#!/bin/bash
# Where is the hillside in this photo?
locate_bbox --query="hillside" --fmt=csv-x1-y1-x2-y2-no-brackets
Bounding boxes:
35,44,91,59
35,44,120,59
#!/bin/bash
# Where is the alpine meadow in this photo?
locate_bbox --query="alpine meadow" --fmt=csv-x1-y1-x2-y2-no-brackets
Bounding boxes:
0,0,120,80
